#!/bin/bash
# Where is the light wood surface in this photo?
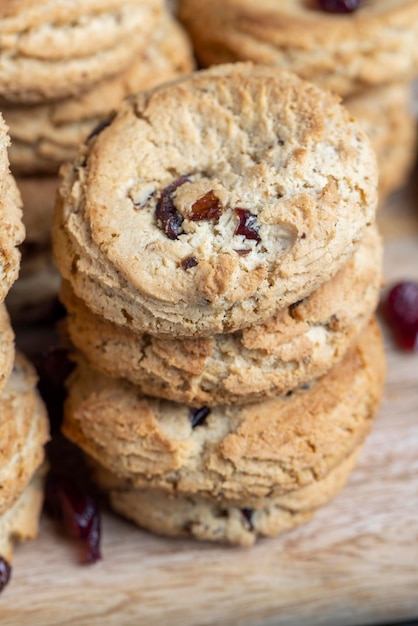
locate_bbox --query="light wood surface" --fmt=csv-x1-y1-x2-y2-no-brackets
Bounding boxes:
1,183,418,626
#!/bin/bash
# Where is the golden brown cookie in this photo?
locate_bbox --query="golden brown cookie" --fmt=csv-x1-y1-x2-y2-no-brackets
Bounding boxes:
0,353,49,516
5,14,194,174
53,63,378,337
0,115,25,304
0,468,46,562
63,319,385,507
91,446,360,546
62,224,382,406
345,83,417,203
177,0,418,97
0,0,162,103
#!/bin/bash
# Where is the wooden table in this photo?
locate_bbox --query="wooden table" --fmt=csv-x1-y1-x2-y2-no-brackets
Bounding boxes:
1,181,418,626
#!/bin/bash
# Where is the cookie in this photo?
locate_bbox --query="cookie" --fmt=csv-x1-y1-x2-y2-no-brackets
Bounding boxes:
62,224,382,406
5,14,194,175
177,0,418,97
0,353,50,516
16,176,59,245
345,83,417,203
0,116,25,304
0,305,15,397
63,319,385,507
6,245,61,324
0,0,162,103
53,63,378,337
0,468,46,562
91,445,360,546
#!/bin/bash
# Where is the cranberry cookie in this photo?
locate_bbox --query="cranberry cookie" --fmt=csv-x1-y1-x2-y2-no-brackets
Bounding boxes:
53,63,378,337
62,225,382,406
178,0,418,97
0,116,25,304
63,320,385,507
91,446,360,546
5,14,194,174
0,0,162,103
345,83,417,202
0,353,49,517
0,469,46,563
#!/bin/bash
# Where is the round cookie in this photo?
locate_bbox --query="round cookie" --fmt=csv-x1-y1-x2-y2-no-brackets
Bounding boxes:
0,469,46,562
0,0,162,103
53,63,378,337
5,14,194,175
0,352,50,516
0,116,25,304
91,446,360,546
345,83,417,203
62,224,382,406
63,319,385,507
177,0,418,97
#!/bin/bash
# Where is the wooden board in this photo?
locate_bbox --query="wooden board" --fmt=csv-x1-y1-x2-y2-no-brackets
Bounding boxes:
1,183,418,626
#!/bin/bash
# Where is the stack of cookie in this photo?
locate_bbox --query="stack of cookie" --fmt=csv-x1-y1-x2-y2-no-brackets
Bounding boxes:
53,64,385,546
0,115,49,587
177,0,418,204
1,0,194,322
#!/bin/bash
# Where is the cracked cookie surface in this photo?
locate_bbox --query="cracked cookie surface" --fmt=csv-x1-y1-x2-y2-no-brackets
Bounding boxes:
91,447,360,546
5,14,194,174
62,224,382,406
178,0,418,97
53,63,378,337
63,320,385,506
0,0,162,103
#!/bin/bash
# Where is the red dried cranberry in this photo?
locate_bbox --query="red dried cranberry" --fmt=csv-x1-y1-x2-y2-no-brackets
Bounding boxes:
234,209,261,243
190,406,211,428
45,474,101,564
386,282,418,351
33,347,75,433
181,256,198,270
156,176,189,240
318,0,361,12
190,191,223,222
0,557,11,592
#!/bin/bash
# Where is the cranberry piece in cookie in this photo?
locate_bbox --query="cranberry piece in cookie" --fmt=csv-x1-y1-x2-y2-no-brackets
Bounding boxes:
156,176,189,240
190,406,211,428
234,208,261,243
190,191,223,222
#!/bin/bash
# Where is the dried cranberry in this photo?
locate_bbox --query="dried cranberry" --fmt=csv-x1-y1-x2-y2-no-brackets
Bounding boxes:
45,472,101,564
234,209,261,243
241,508,254,531
190,191,223,222
190,406,211,428
386,282,418,351
181,256,198,270
32,347,75,433
155,176,189,240
317,0,361,12
0,557,11,592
